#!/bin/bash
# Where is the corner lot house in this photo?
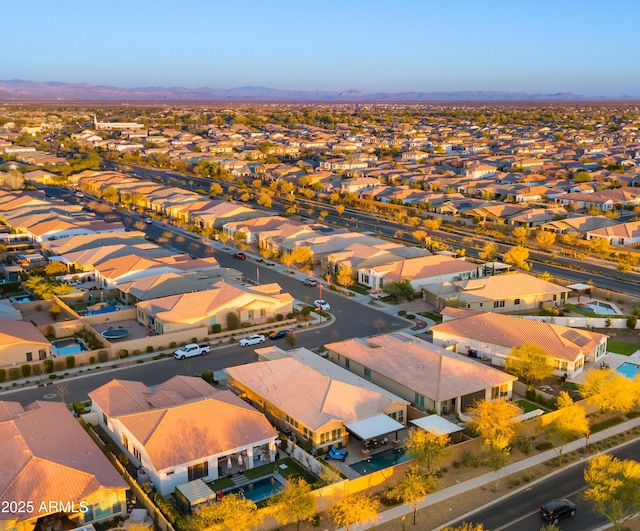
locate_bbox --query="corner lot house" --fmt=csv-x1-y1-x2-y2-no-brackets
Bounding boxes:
423,272,570,312
0,400,128,531
89,376,278,496
431,312,608,378
326,332,517,417
0,321,50,367
225,346,408,451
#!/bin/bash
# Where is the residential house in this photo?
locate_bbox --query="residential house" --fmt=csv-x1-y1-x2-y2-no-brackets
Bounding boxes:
136,280,293,334
0,321,50,367
89,376,278,496
540,215,618,235
423,272,570,312
585,221,640,246
431,311,608,378
326,332,517,417
0,400,128,531
225,346,408,450
358,255,482,291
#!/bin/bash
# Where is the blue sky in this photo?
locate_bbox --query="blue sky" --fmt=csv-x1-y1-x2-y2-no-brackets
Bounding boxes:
4,0,640,96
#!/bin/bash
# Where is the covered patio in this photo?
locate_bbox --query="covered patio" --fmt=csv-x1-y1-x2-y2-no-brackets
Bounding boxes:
410,414,465,443
344,413,405,456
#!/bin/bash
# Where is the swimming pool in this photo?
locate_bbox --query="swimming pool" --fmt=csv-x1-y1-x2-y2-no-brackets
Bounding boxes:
51,338,88,357
586,301,619,315
617,362,640,380
223,475,284,503
349,447,413,475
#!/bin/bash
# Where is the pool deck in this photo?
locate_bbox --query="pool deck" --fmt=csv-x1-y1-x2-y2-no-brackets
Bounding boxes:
568,349,640,385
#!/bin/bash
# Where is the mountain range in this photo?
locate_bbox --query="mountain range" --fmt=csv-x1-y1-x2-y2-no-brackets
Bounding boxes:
0,79,614,102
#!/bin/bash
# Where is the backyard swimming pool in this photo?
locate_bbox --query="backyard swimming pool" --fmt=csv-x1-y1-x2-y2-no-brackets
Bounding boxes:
51,338,88,357
349,447,412,475
223,475,284,503
617,362,640,380
586,301,619,315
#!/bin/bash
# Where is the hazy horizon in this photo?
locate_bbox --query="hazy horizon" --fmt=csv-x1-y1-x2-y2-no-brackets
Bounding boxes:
4,0,640,98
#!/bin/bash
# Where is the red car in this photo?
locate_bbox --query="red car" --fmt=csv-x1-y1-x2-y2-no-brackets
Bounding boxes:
233,252,247,260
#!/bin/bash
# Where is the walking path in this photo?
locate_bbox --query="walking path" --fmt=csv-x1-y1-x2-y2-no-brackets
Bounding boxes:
340,415,640,530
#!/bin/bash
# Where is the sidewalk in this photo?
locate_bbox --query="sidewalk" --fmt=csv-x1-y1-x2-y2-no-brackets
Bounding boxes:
346,415,640,531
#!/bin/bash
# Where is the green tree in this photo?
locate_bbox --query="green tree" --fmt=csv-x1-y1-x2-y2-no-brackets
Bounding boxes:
502,245,530,270
186,493,263,531
504,344,554,385
405,428,450,472
385,466,439,525
328,493,379,531
291,246,314,269
412,230,428,248
573,171,592,182
226,312,240,331
281,252,295,270
561,231,579,249
381,279,416,302
423,218,441,231
209,183,223,196
335,204,346,216
584,454,640,531
539,392,590,463
590,237,610,259
267,478,315,531
284,332,298,349
102,186,119,204
617,257,632,277
536,230,556,250
258,191,273,208
44,261,68,276
440,524,487,531
481,444,510,490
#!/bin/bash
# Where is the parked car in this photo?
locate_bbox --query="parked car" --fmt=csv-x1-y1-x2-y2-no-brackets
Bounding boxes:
173,343,211,360
268,329,292,340
302,278,318,287
75,191,84,198
238,334,266,346
539,499,576,522
314,299,331,311
144,217,153,224
233,252,247,260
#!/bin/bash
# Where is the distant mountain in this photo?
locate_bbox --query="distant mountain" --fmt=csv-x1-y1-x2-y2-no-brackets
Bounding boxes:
0,79,604,102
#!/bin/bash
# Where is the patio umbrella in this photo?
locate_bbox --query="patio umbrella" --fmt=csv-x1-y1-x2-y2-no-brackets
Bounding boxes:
226,456,232,470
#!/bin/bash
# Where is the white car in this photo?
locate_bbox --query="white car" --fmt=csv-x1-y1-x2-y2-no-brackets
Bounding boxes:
314,299,331,311
144,217,153,224
75,191,84,198
238,334,266,347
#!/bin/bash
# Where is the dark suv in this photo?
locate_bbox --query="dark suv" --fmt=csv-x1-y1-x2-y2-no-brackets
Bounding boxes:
539,499,576,522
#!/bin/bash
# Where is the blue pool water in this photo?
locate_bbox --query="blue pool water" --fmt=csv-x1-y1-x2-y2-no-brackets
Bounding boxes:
617,362,640,380
349,447,412,475
586,301,618,315
224,476,284,503
51,339,87,357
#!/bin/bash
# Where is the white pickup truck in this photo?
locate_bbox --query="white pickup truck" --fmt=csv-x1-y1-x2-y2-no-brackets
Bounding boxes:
173,343,211,359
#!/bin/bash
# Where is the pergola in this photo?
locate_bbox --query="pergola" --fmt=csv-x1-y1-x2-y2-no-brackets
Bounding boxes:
344,413,405,443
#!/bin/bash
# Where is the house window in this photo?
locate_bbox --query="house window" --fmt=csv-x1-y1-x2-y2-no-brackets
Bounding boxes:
345,359,350,369
491,386,500,400
248,310,254,319
553,294,557,301
26,352,32,362
84,504,94,523
397,410,404,423
209,317,216,326
514,298,521,305
122,435,128,450
493,300,505,308
364,367,372,377
188,461,209,482
260,308,266,317
111,499,122,516
102,413,108,425
362,274,370,284
133,447,141,461
39,350,47,360
414,393,425,408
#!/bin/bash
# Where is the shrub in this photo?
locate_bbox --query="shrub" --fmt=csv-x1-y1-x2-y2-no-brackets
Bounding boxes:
118,350,129,359
517,435,533,455
44,359,54,373
226,312,240,330
66,356,75,369
72,401,86,415
117,453,129,467
32,364,42,376
540,307,559,316
9,368,20,380
287,312,294,319
462,451,479,468
191,337,197,343
406,314,415,319
98,350,108,363
169,341,177,349
54,361,64,372
21,364,32,378
146,346,154,353
49,374,57,380
535,441,554,451
0,369,5,383
591,417,624,433
241,322,251,328
89,356,96,364
211,324,222,333
276,313,284,321
200,370,214,384
627,314,637,330
132,349,141,356
398,310,407,316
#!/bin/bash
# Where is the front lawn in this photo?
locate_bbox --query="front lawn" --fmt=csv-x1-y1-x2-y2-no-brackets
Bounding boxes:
349,284,370,296
516,399,543,414
607,339,639,356
243,457,318,485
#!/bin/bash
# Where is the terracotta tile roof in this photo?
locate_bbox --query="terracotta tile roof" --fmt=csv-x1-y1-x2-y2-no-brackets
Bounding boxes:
0,401,126,522
372,255,478,281
0,321,49,347
326,332,515,402
431,312,607,361
450,273,569,302
88,379,154,417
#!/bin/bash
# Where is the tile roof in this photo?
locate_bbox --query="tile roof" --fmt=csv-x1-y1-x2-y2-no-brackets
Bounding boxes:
326,332,515,402
0,401,126,522
0,321,49,347
447,273,569,302
431,312,607,361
